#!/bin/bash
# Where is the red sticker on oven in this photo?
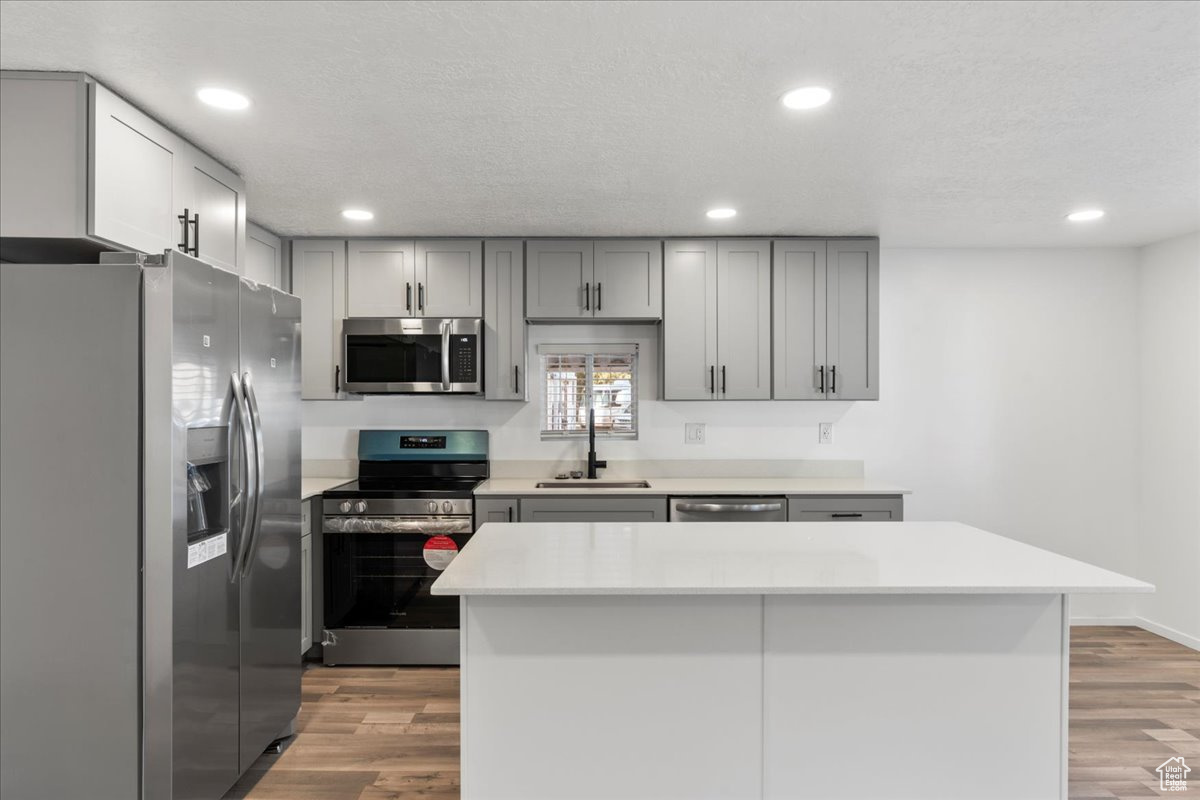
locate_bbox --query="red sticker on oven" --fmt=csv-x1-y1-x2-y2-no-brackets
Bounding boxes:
423,535,459,570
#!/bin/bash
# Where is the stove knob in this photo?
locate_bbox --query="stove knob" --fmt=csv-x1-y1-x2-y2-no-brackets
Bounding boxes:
442,500,453,514
339,501,352,513
353,501,367,514
427,501,438,514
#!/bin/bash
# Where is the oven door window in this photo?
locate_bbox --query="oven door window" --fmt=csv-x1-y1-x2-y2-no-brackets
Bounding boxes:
346,334,442,384
324,525,469,629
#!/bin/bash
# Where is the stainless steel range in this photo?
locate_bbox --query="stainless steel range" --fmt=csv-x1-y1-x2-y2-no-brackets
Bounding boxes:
321,430,488,665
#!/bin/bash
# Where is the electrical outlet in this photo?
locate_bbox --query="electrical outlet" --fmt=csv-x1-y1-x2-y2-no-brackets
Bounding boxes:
685,423,706,444
818,423,833,444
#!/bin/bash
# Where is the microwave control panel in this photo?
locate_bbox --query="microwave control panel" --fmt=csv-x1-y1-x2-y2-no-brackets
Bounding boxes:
450,335,477,383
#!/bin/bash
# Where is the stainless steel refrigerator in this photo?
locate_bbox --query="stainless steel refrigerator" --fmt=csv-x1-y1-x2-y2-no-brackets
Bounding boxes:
0,250,302,800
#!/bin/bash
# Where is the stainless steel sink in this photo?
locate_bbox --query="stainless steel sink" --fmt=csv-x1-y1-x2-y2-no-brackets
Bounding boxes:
534,480,652,489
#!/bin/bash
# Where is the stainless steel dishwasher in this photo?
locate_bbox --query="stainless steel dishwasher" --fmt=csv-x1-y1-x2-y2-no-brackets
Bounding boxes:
668,497,788,522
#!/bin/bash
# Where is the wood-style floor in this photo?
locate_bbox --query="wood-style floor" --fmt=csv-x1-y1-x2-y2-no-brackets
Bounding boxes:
225,626,1198,800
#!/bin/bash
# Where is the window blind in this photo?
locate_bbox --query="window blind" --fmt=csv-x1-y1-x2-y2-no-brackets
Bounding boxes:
539,344,638,439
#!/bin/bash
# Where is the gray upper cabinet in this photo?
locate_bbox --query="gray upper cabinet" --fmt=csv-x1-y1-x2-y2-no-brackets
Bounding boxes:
417,239,483,317
715,240,771,399
292,239,348,400
245,222,283,288
772,240,827,400
663,240,769,400
663,240,718,399
484,240,527,401
0,72,246,268
592,240,663,319
525,240,594,319
825,239,879,400
346,239,415,317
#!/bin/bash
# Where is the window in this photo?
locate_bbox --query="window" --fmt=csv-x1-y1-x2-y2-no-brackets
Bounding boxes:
540,344,638,439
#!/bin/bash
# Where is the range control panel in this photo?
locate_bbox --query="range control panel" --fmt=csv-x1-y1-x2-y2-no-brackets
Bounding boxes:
449,335,477,383
400,435,446,449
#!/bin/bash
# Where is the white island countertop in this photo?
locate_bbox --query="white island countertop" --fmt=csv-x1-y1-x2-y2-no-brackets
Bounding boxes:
432,521,1152,596
473,477,909,495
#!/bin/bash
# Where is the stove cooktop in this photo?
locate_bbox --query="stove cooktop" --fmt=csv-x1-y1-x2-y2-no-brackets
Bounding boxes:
322,477,484,500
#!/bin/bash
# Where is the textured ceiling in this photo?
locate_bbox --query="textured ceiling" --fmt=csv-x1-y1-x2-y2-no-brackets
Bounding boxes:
1,0,1198,246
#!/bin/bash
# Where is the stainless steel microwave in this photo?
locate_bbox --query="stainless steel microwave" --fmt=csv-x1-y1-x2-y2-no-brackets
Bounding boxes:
342,318,483,394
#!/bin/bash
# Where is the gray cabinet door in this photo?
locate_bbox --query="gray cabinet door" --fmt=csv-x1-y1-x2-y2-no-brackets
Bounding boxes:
787,495,903,521
826,239,880,400
519,497,668,522
245,222,282,288
291,240,348,400
484,241,527,400
663,240,718,400
475,498,519,528
593,240,663,320
772,240,827,400
183,148,246,274
716,240,771,400
346,239,415,318
417,239,483,317
526,240,594,319
90,82,183,256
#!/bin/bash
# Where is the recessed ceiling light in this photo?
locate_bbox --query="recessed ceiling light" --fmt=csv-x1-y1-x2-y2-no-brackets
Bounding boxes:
1066,209,1105,222
781,86,832,110
341,209,374,221
197,87,250,111
706,208,737,219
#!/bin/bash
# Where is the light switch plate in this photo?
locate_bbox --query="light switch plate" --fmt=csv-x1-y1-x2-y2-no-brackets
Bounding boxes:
685,423,706,444
819,423,833,444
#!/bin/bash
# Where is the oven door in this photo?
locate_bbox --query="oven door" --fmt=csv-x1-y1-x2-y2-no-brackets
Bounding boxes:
342,317,482,393
323,515,472,630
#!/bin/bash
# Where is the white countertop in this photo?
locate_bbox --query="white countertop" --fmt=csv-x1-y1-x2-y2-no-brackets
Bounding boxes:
431,521,1152,596
474,477,910,496
301,476,352,500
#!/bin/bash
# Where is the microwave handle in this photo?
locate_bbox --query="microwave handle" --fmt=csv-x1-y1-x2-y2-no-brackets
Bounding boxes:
441,321,451,390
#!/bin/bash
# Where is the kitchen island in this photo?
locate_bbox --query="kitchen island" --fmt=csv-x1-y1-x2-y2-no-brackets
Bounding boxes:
432,521,1151,800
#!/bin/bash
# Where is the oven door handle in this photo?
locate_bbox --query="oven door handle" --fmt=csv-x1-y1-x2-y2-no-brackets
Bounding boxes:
441,321,452,391
323,516,473,534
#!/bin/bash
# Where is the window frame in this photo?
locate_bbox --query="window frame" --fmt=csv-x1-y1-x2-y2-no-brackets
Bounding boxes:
538,343,639,441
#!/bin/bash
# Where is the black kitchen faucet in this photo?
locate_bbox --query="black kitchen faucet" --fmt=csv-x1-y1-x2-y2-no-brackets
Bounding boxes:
587,407,607,479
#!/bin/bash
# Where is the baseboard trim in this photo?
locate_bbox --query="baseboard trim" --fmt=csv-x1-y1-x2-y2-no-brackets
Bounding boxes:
1133,617,1200,651
1069,616,1139,627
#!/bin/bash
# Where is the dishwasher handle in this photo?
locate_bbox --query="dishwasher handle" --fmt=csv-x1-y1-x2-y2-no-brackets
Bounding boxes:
674,501,783,514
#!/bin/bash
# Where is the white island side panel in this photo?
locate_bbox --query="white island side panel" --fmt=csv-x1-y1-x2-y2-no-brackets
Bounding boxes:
460,594,763,800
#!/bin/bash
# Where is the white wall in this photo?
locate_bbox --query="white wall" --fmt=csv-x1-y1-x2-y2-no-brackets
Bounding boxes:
1136,232,1200,646
305,246,1143,620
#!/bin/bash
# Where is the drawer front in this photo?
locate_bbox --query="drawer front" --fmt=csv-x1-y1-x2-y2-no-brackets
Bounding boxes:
519,497,668,523
787,495,904,522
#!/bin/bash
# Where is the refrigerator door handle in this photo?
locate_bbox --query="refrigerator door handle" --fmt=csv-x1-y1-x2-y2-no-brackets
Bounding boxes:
239,370,267,577
229,371,257,581
441,321,451,391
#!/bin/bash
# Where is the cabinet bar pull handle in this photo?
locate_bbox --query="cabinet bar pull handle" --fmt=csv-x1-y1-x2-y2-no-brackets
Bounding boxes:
507,506,513,522
584,283,590,311
831,512,863,519
418,283,424,312
818,365,825,394
190,213,199,256
709,365,715,396
514,364,520,394
721,365,727,394
831,365,837,394
406,282,412,312
596,282,602,311
177,208,190,252
334,365,340,394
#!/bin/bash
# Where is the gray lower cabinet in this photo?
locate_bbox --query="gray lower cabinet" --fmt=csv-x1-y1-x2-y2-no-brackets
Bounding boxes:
519,497,669,523
475,497,519,528
484,241,527,400
663,240,771,400
300,500,313,654
787,495,903,521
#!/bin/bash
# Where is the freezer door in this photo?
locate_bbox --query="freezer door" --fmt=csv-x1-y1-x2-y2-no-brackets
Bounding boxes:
237,281,302,769
168,254,244,800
